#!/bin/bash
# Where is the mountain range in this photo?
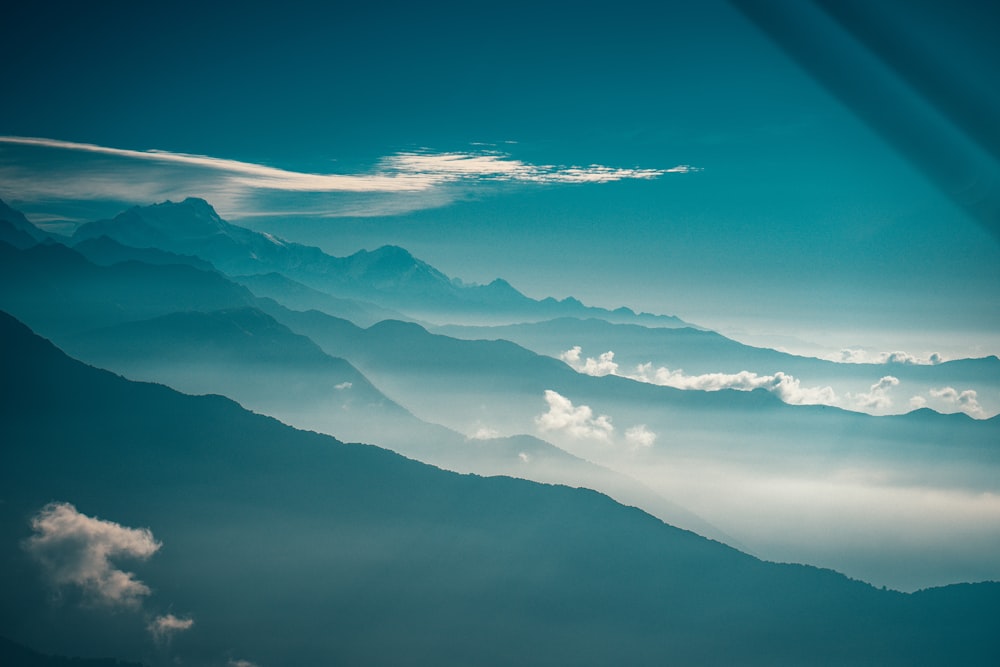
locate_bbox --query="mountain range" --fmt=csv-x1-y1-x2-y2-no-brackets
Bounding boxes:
2,310,999,666
2,195,999,663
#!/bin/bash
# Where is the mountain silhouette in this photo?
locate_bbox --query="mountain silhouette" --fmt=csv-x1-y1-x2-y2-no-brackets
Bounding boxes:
70,197,690,324
0,198,50,246
0,240,257,338
231,270,407,327
2,310,998,666
73,234,216,272
0,636,143,667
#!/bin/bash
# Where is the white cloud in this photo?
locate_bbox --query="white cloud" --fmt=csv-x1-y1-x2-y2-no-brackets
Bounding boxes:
518,452,532,463
633,364,837,404
229,660,261,667
849,376,900,410
148,613,194,642
469,426,501,440
835,348,943,365
909,395,928,409
560,346,618,376
562,347,838,407
24,502,161,608
334,382,353,390
625,424,657,448
0,136,694,219
929,386,985,417
535,390,614,441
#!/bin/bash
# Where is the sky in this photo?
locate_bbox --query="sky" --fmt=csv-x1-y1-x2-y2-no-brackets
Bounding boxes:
2,0,998,359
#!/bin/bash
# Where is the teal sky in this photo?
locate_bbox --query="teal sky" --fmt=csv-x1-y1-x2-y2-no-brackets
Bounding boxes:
2,0,998,358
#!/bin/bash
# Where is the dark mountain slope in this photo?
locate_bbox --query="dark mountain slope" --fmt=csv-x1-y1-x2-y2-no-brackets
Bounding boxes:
1,310,998,666
0,636,143,667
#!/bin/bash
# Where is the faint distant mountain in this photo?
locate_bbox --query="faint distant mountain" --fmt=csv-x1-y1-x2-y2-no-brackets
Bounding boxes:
72,198,691,325
231,271,408,327
0,637,143,667
3,310,998,666
72,235,216,271
0,199,53,249
0,240,257,338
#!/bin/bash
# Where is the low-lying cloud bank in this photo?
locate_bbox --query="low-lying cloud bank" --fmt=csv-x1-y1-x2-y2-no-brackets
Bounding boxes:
560,346,841,407
558,346,987,418
835,348,945,365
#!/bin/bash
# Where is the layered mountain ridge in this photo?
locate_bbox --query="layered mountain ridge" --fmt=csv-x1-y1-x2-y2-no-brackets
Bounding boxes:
2,310,999,666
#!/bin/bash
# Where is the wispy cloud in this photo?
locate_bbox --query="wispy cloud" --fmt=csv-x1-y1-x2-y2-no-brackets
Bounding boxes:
24,502,160,608
835,348,944,365
625,424,657,448
148,613,195,642
0,136,694,219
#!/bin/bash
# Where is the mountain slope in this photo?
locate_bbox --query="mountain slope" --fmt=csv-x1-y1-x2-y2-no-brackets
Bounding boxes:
2,310,998,666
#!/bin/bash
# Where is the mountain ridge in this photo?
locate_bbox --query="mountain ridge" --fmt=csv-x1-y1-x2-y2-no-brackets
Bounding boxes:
69,197,691,325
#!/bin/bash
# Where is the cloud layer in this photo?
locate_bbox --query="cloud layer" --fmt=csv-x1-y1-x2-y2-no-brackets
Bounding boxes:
561,347,839,407
0,136,694,219
24,502,161,607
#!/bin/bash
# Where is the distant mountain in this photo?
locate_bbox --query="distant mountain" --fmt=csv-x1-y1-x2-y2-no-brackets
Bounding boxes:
72,235,216,272
231,271,408,327
0,240,257,338
3,310,999,666
0,198,50,245
71,198,691,325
